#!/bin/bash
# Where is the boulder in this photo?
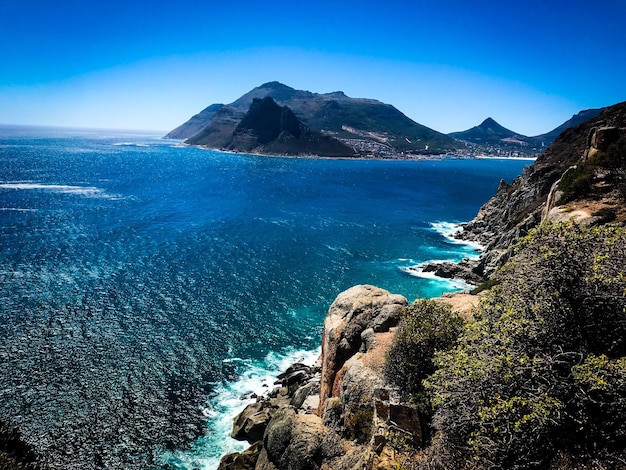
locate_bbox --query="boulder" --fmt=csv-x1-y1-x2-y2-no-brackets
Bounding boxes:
218,441,264,470
232,402,273,444
319,285,407,409
264,412,342,470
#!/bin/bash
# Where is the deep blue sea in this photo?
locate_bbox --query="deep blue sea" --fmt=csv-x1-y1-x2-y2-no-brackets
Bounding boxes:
0,125,530,469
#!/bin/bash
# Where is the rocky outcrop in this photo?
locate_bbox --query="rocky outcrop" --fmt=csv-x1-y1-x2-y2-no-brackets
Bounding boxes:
202,96,358,158
220,285,423,470
319,285,407,408
416,258,483,286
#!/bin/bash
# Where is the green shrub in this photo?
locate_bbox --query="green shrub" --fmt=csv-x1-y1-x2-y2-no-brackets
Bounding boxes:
345,406,374,444
556,162,595,205
470,277,499,295
424,222,626,469
385,300,464,415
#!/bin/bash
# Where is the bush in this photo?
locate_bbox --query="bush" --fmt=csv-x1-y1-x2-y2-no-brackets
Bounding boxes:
0,421,41,470
345,406,374,444
556,162,595,205
385,300,464,415
595,134,626,171
424,222,626,469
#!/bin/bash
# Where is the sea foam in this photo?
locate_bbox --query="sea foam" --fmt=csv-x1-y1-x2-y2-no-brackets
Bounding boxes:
0,182,121,199
160,346,320,470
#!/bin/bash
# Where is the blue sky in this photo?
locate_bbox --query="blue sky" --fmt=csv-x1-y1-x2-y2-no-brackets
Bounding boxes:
1,0,625,135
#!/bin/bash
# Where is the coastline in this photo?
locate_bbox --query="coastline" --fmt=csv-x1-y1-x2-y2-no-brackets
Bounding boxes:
165,138,532,162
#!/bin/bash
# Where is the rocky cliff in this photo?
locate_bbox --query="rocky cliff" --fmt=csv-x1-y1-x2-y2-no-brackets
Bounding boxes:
458,100,626,278
219,285,432,470
216,97,357,158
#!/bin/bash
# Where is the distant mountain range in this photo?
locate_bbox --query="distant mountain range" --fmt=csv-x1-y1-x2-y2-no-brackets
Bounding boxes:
448,109,603,155
166,82,604,158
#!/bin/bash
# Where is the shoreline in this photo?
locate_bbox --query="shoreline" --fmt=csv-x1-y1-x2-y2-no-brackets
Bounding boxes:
165,138,537,163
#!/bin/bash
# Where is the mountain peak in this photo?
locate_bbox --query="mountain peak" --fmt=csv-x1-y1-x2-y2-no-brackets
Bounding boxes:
256,81,295,92
449,117,529,147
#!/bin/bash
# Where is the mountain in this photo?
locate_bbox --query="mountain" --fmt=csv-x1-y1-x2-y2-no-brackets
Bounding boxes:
220,96,357,157
165,104,225,140
531,107,603,148
449,117,531,146
167,81,461,157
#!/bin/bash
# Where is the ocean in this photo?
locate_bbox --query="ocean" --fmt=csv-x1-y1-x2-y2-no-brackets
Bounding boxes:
0,125,530,469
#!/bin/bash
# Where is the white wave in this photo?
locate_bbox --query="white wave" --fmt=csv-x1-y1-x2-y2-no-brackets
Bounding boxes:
160,346,320,469
400,261,474,292
430,221,484,252
0,207,38,212
0,182,121,199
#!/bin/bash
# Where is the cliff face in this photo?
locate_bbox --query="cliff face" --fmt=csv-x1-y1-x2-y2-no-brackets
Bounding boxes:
221,97,357,158
460,101,626,278
220,285,424,470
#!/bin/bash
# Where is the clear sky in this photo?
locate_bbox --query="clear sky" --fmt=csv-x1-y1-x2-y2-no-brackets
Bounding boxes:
1,0,625,135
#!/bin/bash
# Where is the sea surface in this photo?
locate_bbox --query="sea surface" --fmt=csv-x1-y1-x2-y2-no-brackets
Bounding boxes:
0,125,530,469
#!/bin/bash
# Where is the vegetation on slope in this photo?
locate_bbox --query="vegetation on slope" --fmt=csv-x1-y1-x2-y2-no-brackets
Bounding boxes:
557,133,626,207
384,300,464,418
386,222,626,469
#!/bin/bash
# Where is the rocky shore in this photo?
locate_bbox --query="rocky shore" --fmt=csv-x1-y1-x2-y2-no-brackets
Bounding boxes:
218,285,429,470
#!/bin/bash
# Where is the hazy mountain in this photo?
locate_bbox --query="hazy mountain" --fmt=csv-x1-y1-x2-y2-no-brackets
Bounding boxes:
165,103,225,140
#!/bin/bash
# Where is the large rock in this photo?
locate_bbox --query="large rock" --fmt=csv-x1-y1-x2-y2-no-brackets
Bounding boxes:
219,441,264,470
260,408,342,470
223,285,418,470
319,285,407,408
232,402,273,444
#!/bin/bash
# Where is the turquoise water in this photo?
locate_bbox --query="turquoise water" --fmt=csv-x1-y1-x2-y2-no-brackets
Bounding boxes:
0,125,530,468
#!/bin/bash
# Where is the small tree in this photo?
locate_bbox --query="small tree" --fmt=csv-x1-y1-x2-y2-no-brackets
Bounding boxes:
385,299,464,415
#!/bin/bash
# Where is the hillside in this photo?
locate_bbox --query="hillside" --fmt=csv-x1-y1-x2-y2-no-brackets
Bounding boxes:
167,82,461,157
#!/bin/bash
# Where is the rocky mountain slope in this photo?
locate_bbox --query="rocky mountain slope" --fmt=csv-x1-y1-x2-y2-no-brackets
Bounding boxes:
166,82,461,157
458,100,626,278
